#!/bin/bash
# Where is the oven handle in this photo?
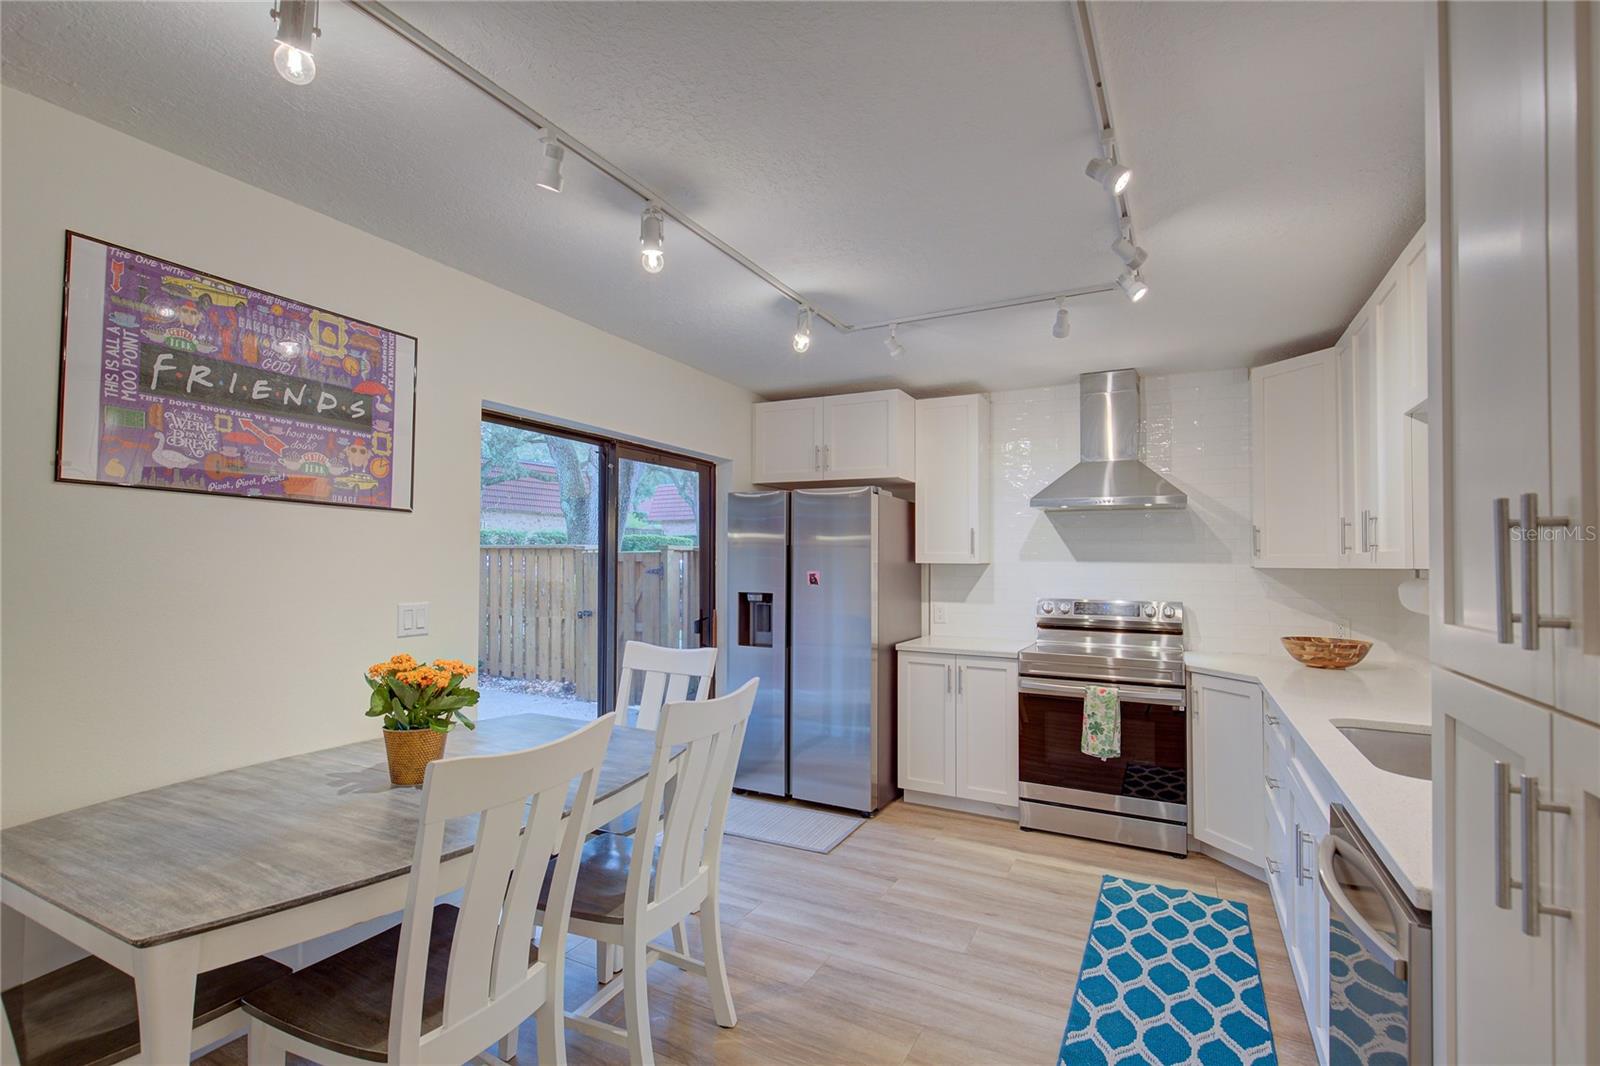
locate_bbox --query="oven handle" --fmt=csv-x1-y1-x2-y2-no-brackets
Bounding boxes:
1317,834,1409,981
1018,677,1186,706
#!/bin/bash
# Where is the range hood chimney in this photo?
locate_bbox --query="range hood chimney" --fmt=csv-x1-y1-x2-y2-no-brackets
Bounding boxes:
1028,369,1187,511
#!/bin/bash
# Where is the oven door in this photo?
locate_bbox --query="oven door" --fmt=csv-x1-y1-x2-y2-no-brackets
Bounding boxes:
1017,676,1188,822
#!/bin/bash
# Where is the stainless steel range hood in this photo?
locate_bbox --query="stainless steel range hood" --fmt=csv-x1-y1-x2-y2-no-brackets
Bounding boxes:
1029,369,1187,511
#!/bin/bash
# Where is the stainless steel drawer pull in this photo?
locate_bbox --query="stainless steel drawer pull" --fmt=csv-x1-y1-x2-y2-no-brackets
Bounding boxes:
1340,516,1351,555
1493,760,1517,908
1265,713,1280,726
1359,509,1370,553
1493,762,1573,935
1265,775,1280,791
1493,498,1516,643
1252,525,1262,556
945,665,951,693
1295,825,1314,885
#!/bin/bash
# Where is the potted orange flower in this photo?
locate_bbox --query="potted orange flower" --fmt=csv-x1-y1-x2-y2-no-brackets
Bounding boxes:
364,654,480,786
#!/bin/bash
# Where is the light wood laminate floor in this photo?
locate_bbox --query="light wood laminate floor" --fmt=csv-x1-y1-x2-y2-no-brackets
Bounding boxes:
203,800,1315,1065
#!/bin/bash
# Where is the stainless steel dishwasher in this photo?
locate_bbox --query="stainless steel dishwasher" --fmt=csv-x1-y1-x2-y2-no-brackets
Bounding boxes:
1319,804,1432,1065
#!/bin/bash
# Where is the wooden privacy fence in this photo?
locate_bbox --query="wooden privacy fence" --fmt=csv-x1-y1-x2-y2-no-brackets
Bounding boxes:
479,546,700,702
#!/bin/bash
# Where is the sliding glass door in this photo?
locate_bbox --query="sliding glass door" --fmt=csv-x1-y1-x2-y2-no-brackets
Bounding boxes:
478,414,714,721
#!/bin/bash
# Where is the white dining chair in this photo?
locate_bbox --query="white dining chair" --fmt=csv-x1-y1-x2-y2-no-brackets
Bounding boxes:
596,641,719,981
550,679,757,1066
241,714,616,1066
614,640,718,731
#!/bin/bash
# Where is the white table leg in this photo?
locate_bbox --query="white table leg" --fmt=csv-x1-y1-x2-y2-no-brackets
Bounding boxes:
132,938,200,1064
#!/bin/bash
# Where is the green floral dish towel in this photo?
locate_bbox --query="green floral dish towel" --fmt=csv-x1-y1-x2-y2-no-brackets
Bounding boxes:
1081,685,1122,760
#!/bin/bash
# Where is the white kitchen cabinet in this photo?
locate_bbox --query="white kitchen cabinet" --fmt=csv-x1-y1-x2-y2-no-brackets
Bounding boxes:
1400,232,1429,416
1189,673,1265,866
1432,668,1556,1065
913,394,990,564
1250,348,1342,568
897,649,1017,810
1339,314,1377,568
1367,269,1413,568
751,397,825,483
752,389,916,485
1428,0,1597,722
897,652,956,795
1287,778,1329,1058
954,657,1018,805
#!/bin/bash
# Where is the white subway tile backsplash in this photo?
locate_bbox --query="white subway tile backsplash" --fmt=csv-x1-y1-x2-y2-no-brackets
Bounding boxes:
928,370,1428,660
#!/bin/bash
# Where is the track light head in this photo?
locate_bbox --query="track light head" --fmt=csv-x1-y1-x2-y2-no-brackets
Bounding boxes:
1085,156,1131,196
1052,299,1071,340
270,1,320,85
639,206,665,274
885,324,905,360
535,134,565,193
1117,270,1149,303
792,307,813,354
1111,234,1147,270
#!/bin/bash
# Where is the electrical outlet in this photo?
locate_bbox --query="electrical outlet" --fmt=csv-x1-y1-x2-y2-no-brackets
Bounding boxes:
397,602,430,638
932,604,948,624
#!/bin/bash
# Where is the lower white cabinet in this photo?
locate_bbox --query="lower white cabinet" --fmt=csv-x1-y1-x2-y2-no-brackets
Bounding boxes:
1190,673,1266,866
897,650,1017,807
1433,667,1597,1065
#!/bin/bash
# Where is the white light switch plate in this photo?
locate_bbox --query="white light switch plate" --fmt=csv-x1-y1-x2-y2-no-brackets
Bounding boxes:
397,602,430,638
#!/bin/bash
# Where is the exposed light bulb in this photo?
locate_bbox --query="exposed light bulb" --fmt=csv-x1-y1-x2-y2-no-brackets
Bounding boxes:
535,134,565,193
1117,270,1150,303
1086,156,1131,195
639,206,665,274
1111,234,1147,270
792,307,813,354
1052,299,1070,340
270,1,320,86
885,324,905,360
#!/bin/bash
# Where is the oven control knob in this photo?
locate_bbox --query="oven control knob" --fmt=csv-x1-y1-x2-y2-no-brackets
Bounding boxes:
1161,604,1176,619
1039,600,1054,614
1144,604,1157,618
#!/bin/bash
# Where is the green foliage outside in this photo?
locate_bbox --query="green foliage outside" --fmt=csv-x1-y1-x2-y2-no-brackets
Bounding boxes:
479,528,696,552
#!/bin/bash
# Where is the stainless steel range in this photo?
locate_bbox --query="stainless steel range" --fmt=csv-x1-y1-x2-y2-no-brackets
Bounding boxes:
1017,598,1189,855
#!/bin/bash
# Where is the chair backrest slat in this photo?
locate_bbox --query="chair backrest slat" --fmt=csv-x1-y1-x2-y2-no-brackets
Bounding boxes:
626,680,757,921
615,641,717,731
386,714,615,1063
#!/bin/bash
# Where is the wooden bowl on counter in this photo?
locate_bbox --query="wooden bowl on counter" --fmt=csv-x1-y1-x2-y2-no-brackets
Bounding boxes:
1281,636,1373,670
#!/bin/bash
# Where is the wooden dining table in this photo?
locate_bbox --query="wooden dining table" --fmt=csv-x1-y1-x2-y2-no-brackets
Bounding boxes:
0,713,657,1064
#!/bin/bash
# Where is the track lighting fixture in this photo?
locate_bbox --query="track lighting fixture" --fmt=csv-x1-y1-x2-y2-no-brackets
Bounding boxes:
792,307,813,354
270,1,320,86
1052,299,1071,340
1112,233,1147,271
639,206,665,274
1085,156,1131,196
535,134,565,193
885,324,905,360
1117,270,1149,303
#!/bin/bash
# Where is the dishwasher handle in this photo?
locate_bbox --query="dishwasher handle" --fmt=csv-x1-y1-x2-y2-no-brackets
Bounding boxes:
1318,834,1409,981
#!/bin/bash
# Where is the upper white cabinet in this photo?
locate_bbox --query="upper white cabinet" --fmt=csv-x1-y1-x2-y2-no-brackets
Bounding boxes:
1252,227,1428,570
1250,348,1342,567
752,389,915,485
914,394,990,564
1428,0,1597,722
1189,672,1265,866
750,397,825,483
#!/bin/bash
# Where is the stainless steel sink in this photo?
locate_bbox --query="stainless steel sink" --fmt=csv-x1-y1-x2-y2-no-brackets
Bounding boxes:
1336,724,1431,781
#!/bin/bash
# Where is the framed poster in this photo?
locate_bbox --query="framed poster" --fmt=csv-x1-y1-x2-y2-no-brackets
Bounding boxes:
56,232,416,511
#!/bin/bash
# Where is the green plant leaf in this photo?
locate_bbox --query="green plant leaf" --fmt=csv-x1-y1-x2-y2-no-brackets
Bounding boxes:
427,718,450,733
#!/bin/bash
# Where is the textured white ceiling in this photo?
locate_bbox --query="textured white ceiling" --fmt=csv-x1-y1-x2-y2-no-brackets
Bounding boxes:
0,2,1422,398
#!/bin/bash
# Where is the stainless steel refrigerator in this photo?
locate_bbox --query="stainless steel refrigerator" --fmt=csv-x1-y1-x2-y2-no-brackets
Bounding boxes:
726,487,921,814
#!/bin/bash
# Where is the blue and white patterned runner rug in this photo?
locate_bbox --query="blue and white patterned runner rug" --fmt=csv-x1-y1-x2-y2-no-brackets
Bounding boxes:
1058,876,1278,1065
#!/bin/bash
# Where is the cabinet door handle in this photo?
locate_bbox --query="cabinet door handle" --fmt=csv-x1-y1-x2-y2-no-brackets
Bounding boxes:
1266,857,1281,876
1265,713,1280,727
1516,772,1573,936
969,528,976,556
1516,492,1573,651
1367,511,1379,551
814,445,822,473
957,665,964,696
1493,498,1517,643
823,444,831,471
1493,760,1518,909
1265,775,1280,791
1295,825,1314,885
1339,516,1351,555
1252,525,1262,557
1359,509,1370,553
945,665,951,693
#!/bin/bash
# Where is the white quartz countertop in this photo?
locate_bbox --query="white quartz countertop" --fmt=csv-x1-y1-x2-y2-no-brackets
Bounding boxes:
895,635,1032,658
1186,652,1432,909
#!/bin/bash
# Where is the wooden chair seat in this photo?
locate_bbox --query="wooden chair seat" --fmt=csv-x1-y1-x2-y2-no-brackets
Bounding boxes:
540,832,638,925
2,952,287,1066
241,904,536,1062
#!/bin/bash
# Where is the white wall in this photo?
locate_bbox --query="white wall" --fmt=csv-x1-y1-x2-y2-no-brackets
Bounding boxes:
928,370,1428,658
0,89,755,826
